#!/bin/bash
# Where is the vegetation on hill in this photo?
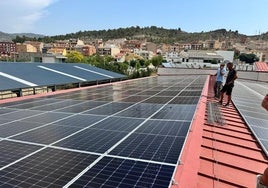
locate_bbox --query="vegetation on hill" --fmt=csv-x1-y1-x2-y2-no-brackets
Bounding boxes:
0,31,44,42
4,26,265,44
43,27,248,44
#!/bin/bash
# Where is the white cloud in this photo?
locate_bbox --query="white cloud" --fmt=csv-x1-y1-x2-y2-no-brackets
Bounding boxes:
0,0,57,33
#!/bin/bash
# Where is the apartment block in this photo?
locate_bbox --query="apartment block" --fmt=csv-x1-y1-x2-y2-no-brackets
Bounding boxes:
24,41,44,52
16,43,37,53
0,42,16,56
97,45,120,57
47,48,67,56
75,45,96,56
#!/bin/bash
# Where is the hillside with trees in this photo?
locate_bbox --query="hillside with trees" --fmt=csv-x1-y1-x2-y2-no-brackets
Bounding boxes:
44,27,248,44
6,26,268,44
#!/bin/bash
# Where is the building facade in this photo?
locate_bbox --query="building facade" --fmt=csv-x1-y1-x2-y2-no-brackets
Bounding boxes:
0,42,16,56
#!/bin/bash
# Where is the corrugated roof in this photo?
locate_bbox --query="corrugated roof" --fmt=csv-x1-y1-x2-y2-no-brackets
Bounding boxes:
255,62,268,72
173,76,268,188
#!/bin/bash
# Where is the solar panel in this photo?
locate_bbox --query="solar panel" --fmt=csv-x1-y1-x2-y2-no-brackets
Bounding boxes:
135,120,191,137
0,121,44,138
251,126,268,139
0,75,207,187
83,102,134,115
152,104,196,120
1,98,61,109
54,114,104,128
54,128,128,153
69,157,174,188
109,133,185,164
143,96,174,104
115,103,164,118
169,96,200,104
0,140,41,168
22,112,70,124
0,110,42,120
11,124,81,144
179,90,202,96
233,80,268,157
29,100,84,111
243,116,268,128
90,117,144,132
0,148,99,187
0,62,126,91
0,108,17,115
55,101,107,113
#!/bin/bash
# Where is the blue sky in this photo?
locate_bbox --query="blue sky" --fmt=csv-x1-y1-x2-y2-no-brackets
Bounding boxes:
0,0,268,36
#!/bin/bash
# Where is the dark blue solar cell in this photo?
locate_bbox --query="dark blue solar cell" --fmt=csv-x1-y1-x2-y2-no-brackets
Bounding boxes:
83,102,134,115
169,96,200,104
0,140,41,168
0,121,44,137
0,110,42,120
55,101,107,113
152,104,196,120
11,124,81,144
54,128,128,153
54,114,104,128
69,157,174,188
22,112,70,124
135,120,191,137
116,103,163,118
0,148,99,188
109,133,185,164
91,116,143,132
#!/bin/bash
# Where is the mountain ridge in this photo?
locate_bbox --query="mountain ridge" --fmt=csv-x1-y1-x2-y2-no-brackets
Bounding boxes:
0,31,44,42
1,26,268,44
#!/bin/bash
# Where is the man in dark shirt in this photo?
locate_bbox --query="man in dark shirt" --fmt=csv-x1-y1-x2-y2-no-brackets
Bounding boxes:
219,62,238,106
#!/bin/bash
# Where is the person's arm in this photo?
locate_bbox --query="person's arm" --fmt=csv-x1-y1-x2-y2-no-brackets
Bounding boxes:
220,68,226,76
227,70,237,85
262,94,268,111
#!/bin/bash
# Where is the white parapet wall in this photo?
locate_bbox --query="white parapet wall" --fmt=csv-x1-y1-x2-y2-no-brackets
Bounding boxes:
157,67,268,82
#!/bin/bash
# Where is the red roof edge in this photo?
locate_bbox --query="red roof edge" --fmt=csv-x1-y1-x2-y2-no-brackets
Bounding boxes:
255,62,268,72
172,75,210,188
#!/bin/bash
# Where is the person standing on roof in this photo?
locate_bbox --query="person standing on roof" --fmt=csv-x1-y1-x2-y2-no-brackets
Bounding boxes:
214,62,226,98
218,61,238,107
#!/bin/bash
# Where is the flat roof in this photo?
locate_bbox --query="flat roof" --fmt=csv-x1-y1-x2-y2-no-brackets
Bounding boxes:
0,62,126,91
0,75,206,187
0,74,267,187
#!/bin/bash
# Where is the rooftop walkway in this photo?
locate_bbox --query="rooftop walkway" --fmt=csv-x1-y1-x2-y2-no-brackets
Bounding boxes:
173,75,268,188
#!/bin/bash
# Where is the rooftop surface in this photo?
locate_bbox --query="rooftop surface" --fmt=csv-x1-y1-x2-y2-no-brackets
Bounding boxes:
0,75,205,187
0,62,125,91
0,74,267,187
173,76,268,188
255,62,268,72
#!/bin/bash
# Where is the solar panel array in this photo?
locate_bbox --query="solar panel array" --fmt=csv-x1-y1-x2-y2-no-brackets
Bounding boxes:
0,62,126,91
0,75,206,187
232,80,268,157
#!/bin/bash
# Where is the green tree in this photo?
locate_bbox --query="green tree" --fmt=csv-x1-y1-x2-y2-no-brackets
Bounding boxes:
130,60,137,68
151,55,163,69
66,51,84,63
239,53,259,64
12,35,26,43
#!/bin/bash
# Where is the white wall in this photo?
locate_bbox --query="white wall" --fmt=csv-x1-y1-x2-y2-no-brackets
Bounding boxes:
158,67,268,82
216,50,234,62
42,56,56,63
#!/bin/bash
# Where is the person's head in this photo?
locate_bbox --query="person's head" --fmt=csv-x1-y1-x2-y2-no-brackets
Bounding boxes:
227,62,233,70
220,63,225,68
